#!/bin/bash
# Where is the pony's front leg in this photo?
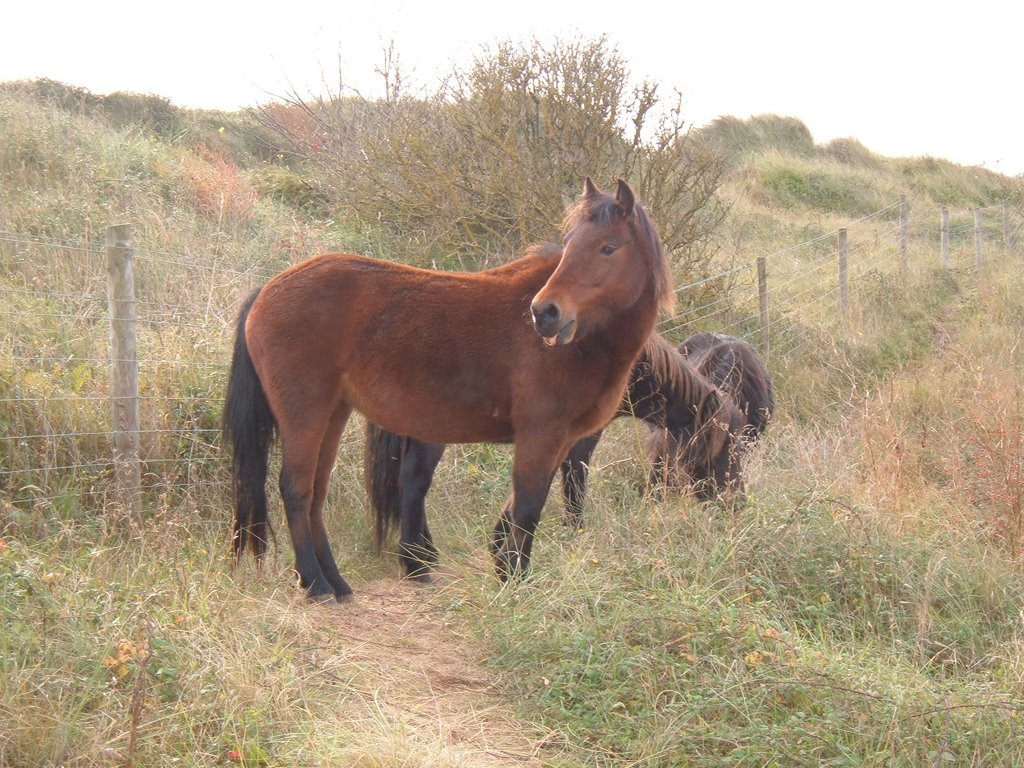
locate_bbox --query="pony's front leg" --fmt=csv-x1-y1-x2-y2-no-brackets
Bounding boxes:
560,431,602,530
492,440,562,581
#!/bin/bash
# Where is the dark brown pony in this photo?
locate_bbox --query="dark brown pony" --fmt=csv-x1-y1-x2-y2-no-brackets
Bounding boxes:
222,178,673,600
365,330,740,579
646,332,774,499
680,332,774,438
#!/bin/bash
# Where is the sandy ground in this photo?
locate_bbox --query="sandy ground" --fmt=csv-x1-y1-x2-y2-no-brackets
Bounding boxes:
308,577,556,767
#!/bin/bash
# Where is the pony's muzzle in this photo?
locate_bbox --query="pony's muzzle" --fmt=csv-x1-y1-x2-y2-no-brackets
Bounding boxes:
531,300,576,346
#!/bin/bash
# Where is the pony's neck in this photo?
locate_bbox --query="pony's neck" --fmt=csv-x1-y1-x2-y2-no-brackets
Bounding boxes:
580,274,660,368
630,335,720,436
616,277,662,353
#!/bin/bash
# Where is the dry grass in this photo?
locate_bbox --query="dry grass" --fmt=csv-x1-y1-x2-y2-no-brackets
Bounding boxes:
3,82,1024,766
0,511,554,767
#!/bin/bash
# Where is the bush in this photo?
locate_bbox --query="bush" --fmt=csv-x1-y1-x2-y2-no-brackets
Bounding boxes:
0,78,102,113
896,156,1015,208
100,92,183,138
821,137,882,168
252,35,727,273
0,80,184,138
246,164,329,213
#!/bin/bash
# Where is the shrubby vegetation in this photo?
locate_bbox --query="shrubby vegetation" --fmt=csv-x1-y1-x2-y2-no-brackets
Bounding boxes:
251,36,727,274
699,113,817,162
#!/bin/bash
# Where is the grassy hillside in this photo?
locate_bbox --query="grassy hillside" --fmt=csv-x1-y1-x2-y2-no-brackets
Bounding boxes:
2,80,1024,766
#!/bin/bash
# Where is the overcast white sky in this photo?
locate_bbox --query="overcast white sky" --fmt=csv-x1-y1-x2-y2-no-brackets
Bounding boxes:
4,1,1022,175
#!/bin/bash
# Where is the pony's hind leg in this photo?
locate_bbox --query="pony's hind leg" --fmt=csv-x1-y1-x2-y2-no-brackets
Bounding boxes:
308,405,354,600
279,460,335,600
278,408,352,602
397,440,445,582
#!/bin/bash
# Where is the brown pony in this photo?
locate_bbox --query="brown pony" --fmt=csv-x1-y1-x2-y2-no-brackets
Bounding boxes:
222,178,673,600
365,330,744,580
646,332,774,499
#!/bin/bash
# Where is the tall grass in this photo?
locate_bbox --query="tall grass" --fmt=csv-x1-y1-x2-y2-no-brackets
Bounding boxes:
448,257,1024,766
2,84,1024,766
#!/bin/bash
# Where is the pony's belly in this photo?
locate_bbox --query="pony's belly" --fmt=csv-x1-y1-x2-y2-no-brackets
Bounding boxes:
354,392,515,445
369,412,514,445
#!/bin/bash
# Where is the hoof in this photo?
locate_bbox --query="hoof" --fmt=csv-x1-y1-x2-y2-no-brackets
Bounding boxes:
494,550,528,583
307,589,338,604
561,513,584,531
304,576,346,604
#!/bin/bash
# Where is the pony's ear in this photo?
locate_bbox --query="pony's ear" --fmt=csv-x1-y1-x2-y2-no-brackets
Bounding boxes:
583,176,601,199
615,178,635,218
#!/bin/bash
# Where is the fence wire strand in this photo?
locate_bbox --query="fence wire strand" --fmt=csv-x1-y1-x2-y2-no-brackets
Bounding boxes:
3,199,1022,512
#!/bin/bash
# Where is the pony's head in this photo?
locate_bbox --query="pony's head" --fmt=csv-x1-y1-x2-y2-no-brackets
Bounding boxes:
650,386,747,501
530,178,673,346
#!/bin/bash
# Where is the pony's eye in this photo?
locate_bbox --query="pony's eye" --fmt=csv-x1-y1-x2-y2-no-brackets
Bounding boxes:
600,244,617,256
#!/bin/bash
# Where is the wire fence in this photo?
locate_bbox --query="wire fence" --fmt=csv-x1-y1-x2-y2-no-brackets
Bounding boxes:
1,199,1022,523
0,230,280,521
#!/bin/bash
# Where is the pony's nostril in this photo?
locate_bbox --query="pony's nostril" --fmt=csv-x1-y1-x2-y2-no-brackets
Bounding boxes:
532,300,561,327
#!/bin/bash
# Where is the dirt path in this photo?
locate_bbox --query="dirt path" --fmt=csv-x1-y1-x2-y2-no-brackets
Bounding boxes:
312,578,553,767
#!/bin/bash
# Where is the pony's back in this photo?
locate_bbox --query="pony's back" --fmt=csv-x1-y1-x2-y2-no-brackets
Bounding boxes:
680,332,774,438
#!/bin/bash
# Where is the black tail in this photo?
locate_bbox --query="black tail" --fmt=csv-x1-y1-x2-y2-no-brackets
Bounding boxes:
222,288,276,561
363,422,410,553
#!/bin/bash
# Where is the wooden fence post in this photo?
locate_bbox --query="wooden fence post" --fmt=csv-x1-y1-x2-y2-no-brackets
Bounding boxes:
899,195,909,271
838,228,848,317
106,224,141,520
941,209,950,268
974,208,983,273
757,256,769,356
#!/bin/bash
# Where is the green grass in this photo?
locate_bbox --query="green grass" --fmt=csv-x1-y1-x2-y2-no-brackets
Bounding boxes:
752,151,888,216
440,415,1024,766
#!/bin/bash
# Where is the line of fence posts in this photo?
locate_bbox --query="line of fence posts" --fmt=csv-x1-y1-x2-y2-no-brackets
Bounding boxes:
835,200,1014,327
975,208,984,272
754,197,1018,367
938,201,1016,273
1005,202,1012,252
941,209,951,267
97,202,1017,509
757,255,769,356
900,195,909,270
838,227,849,316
